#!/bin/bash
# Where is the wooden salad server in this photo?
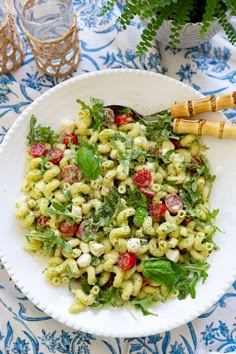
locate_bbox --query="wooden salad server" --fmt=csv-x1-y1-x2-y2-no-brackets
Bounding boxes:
170,91,236,118
164,91,236,139
106,91,236,139
173,118,236,139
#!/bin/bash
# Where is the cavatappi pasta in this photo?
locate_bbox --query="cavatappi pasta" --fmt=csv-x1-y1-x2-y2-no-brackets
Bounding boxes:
15,98,219,315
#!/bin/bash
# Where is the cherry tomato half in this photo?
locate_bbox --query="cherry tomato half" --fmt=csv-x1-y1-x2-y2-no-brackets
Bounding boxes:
183,215,194,225
117,252,136,271
154,147,162,155
63,133,78,147
60,221,78,236
165,193,183,215
140,187,155,197
62,165,82,184
76,219,89,239
150,203,167,219
36,216,50,231
103,107,115,126
115,113,134,126
191,157,202,166
29,143,46,157
171,139,181,149
142,277,150,286
133,169,152,188
104,273,115,287
46,148,64,164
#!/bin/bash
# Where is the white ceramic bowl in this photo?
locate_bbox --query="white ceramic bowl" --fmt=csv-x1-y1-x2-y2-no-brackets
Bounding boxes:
0,69,236,338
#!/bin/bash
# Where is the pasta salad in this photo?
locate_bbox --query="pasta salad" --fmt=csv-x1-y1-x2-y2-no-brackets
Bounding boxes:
15,98,219,315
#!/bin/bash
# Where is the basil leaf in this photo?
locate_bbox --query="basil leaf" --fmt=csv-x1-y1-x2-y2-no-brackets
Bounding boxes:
142,258,175,287
76,147,100,179
133,207,148,227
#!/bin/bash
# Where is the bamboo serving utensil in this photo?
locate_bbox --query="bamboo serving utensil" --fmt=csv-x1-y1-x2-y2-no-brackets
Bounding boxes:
170,91,236,118
106,91,236,139
173,119,236,139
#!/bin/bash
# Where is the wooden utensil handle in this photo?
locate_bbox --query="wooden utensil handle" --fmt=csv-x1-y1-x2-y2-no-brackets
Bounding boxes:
170,91,236,118
173,119,236,139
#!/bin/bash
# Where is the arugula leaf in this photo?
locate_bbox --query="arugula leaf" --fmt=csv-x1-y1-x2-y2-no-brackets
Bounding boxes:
91,255,101,266
114,132,133,149
90,188,124,229
180,155,216,210
173,261,209,299
76,147,100,180
125,188,148,209
25,229,73,254
200,155,216,184
132,292,164,316
203,224,220,247
111,139,146,174
62,187,72,202
179,185,202,210
113,107,133,115
165,226,180,234
76,98,105,131
27,115,59,145
204,208,219,223
146,149,174,164
77,136,97,153
81,230,104,242
79,275,91,295
181,156,216,209
39,154,51,173
66,268,78,294
90,286,124,308
143,113,181,141
45,201,82,224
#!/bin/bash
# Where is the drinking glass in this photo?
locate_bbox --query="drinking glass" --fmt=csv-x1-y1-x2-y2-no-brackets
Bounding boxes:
0,1,6,27
0,0,24,73
14,0,80,76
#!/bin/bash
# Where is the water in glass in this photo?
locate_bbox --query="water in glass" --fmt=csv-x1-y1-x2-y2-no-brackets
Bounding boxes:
23,0,73,41
0,0,6,27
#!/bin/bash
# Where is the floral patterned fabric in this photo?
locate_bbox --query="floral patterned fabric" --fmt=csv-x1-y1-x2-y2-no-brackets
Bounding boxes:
0,1,236,353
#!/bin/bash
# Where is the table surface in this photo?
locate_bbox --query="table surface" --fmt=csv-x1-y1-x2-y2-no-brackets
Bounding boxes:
0,1,236,353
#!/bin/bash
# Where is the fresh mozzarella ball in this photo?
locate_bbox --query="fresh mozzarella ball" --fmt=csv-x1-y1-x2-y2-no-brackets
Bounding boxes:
166,249,180,263
63,149,72,157
59,119,75,134
72,205,82,217
127,238,141,253
77,253,92,268
90,243,106,257
101,186,110,196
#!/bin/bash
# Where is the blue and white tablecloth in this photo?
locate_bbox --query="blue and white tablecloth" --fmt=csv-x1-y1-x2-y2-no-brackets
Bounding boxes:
0,1,236,353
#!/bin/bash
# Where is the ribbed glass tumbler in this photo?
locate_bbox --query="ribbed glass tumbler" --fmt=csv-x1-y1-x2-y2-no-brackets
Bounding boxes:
14,0,80,77
0,0,24,73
